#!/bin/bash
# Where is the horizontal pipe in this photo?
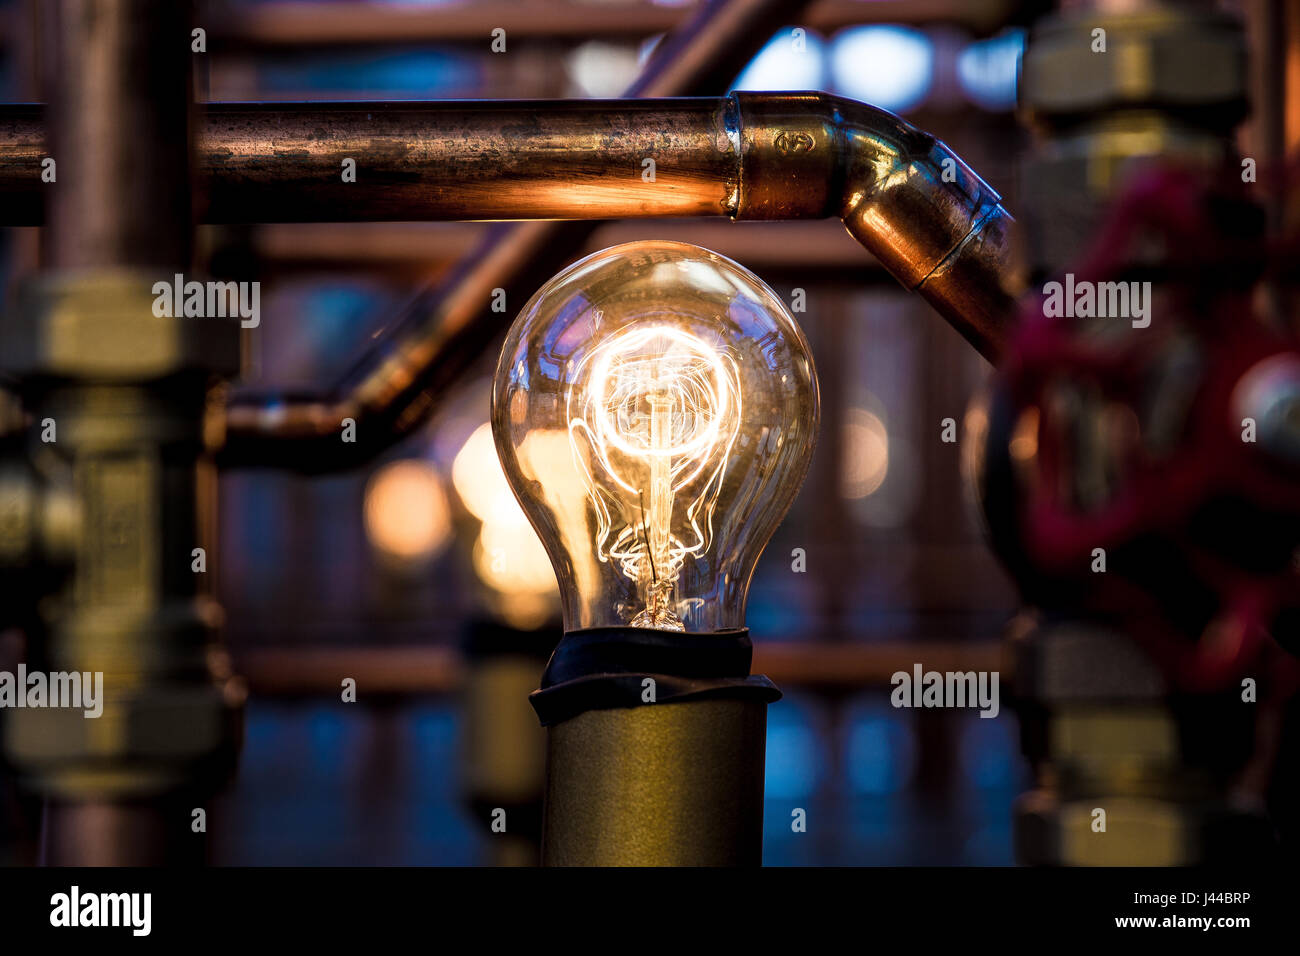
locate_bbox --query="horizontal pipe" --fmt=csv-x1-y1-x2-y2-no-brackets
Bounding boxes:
201,99,740,223
0,100,740,224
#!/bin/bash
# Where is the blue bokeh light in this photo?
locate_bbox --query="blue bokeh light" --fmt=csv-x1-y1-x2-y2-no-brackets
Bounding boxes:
830,25,934,114
732,28,829,92
957,29,1025,111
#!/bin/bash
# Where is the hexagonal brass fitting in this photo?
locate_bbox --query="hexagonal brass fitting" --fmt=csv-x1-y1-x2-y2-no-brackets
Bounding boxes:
1016,789,1194,865
4,675,245,800
0,271,241,382
1020,6,1247,128
1016,789,1274,866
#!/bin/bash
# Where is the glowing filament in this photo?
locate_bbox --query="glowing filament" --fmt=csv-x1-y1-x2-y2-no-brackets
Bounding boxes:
568,325,741,630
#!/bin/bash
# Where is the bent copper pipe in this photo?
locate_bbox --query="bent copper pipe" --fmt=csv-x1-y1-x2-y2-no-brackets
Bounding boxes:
0,93,1018,467
221,93,1016,470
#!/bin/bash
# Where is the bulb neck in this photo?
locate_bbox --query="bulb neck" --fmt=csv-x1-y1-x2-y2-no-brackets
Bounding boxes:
529,626,780,727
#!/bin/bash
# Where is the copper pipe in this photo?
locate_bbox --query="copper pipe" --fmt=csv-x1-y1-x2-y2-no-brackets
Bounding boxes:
39,0,193,270
214,92,1015,468
2,100,742,224
197,99,739,223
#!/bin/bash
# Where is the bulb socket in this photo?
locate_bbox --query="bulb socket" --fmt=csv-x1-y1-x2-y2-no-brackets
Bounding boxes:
531,626,780,866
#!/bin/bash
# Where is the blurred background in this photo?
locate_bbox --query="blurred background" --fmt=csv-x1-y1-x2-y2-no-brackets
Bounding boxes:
0,0,1291,865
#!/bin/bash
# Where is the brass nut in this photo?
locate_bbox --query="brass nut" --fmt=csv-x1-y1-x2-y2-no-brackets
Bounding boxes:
1021,9,1247,120
1050,707,1178,762
1016,790,1193,866
0,272,241,381
3,680,241,795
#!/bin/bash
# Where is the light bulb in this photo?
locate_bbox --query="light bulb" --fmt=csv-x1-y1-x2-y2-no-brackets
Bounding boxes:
491,240,819,635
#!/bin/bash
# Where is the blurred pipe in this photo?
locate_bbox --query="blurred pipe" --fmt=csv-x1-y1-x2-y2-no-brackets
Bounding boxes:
26,0,209,869
39,799,205,867
40,0,192,269
0,2,1023,52
202,0,1021,48
245,221,881,277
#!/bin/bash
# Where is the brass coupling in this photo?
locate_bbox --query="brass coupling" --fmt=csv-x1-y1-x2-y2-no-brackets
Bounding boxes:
0,271,241,382
0,270,245,801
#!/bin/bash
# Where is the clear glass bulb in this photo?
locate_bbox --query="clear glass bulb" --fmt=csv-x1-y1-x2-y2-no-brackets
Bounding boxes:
491,240,819,634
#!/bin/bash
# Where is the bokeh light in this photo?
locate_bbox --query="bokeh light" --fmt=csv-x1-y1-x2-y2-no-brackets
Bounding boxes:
567,41,641,97
732,28,829,92
830,25,934,114
451,422,517,523
363,459,452,563
842,406,890,499
957,29,1024,111
452,422,559,628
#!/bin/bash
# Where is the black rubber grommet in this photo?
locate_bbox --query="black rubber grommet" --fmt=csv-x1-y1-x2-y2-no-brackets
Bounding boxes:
529,626,781,726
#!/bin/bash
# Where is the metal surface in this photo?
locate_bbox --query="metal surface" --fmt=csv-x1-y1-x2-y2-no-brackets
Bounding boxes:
1020,4,1247,124
230,640,1002,695
1,273,241,380
542,698,768,866
196,99,738,223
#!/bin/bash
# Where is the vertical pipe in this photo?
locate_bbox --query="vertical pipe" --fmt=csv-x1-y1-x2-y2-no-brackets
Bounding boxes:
43,0,192,270
30,0,223,867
